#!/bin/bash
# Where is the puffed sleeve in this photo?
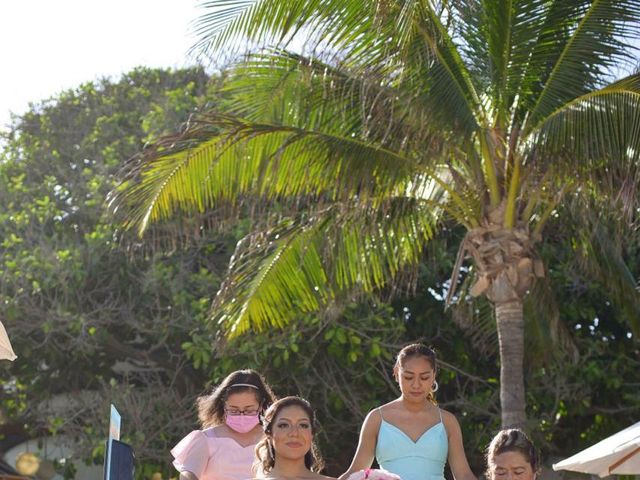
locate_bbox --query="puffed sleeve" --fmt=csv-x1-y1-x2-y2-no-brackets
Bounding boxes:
171,430,211,477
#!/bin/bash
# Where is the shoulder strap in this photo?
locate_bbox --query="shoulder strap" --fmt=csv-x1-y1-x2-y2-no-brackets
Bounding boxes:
371,407,385,443
438,408,448,439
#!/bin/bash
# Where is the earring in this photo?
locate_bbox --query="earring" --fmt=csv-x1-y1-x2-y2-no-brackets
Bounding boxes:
432,381,439,392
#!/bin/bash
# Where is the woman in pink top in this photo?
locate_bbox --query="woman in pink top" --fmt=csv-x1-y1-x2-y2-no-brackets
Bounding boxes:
172,369,277,480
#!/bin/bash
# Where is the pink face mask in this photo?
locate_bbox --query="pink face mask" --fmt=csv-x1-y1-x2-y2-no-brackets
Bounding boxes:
225,414,260,433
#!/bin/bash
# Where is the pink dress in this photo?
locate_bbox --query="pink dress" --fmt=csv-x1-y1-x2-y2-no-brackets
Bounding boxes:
171,427,258,480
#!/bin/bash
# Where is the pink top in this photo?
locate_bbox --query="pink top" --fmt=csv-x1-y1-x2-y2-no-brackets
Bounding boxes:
171,427,258,480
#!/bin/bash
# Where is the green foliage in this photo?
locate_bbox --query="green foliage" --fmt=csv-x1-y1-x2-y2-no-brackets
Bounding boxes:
110,0,640,431
0,66,216,477
112,2,640,349
1,29,639,480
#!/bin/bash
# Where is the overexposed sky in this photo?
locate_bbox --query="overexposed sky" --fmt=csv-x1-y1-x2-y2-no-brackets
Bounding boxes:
0,1,201,128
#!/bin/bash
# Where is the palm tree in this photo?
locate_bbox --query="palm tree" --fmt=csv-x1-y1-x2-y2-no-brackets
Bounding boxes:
109,1,640,428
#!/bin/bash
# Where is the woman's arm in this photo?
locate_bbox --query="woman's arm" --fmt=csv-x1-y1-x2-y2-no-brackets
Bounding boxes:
442,411,476,480
179,472,199,480
338,410,382,480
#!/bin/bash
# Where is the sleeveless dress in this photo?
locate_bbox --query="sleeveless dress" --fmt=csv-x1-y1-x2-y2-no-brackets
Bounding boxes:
375,407,448,480
171,427,258,480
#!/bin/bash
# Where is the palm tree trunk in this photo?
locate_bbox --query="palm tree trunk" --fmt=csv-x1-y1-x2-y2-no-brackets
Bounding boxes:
495,299,526,428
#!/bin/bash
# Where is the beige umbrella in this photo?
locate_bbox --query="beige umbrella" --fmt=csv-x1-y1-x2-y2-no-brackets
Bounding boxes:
0,320,17,361
553,421,640,477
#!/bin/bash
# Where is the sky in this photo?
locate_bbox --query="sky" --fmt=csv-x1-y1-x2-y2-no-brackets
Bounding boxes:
0,1,201,129
1,3,637,131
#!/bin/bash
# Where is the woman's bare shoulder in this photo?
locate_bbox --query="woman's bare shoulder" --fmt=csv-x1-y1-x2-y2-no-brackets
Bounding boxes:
438,408,459,422
377,399,403,414
438,408,463,431
363,400,399,428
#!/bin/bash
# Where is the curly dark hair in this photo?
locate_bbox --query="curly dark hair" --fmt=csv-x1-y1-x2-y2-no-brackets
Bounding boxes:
254,396,325,475
196,369,276,428
486,429,540,478
394,343,439,404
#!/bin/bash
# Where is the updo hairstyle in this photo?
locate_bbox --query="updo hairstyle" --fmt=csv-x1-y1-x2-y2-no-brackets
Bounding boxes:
254,396,324,474
394,343,439,404
486,428,540,477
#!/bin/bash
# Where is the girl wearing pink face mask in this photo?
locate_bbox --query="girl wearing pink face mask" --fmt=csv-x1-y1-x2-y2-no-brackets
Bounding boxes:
172,369,277,480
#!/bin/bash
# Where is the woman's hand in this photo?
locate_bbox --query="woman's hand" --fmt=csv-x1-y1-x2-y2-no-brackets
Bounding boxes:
347,468,402,480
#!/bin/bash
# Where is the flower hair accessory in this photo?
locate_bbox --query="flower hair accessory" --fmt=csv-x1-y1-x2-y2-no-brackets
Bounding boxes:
347,469,402,480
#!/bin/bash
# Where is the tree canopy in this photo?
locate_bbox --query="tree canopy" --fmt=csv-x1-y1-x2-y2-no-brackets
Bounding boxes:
0,67,218,477
0,60,638,479
109,0,640,428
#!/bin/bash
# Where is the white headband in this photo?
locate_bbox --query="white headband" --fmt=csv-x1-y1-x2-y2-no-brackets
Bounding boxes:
230,383,259,390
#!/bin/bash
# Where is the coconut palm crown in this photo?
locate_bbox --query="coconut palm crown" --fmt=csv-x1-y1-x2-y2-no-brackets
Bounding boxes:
109,0,640,427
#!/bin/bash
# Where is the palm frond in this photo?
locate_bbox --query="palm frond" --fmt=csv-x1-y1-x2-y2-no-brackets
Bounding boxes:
531,73,640,215
192,1,403,61
481,0,514,115
220,51,439,151
215,198,441,336
192,0,306,57
455,0,551,124
193,1,485,136
109,119,400,234
414,2,484,132
523,0,640,135
109,48,490,235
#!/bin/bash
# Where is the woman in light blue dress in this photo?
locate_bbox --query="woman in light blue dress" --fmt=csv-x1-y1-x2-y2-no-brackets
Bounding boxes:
339,344,476,480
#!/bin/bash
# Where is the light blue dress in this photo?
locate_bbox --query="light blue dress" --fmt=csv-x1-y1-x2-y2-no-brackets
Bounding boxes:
375,407,448,480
